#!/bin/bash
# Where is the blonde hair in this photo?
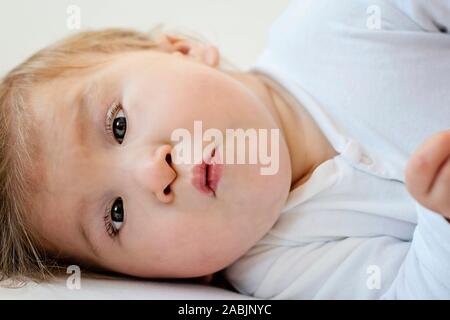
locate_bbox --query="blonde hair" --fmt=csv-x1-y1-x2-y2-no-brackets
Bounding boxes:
0,26,236,285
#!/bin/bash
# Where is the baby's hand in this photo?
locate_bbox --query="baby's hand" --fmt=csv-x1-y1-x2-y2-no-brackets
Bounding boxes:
405,130,450,222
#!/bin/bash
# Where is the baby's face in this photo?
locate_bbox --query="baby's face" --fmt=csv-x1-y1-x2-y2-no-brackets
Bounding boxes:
28,50,291,278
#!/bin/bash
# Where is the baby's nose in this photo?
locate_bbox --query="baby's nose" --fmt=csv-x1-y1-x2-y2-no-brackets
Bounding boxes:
137,144,176,203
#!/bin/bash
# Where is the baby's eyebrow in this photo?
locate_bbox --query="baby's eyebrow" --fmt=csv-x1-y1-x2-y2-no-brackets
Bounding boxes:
73,82,99,148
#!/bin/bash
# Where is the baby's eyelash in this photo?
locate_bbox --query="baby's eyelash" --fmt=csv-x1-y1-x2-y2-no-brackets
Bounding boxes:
104,102,123,138
103,102,125,238
103,203,119,238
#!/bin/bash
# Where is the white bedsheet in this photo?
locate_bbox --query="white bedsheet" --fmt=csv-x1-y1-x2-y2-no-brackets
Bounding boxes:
0,274,255,300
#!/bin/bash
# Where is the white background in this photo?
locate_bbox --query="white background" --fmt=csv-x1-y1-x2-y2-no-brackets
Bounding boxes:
1,0,290,76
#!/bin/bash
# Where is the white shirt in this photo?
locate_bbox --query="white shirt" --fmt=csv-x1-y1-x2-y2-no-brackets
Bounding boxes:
224,0,450,299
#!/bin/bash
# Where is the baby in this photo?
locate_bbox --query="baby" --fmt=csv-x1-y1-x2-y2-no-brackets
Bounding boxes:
1,0,449,299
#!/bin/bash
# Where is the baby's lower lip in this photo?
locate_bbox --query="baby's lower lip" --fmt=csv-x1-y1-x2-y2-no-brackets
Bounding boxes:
192,162,213,195
191,148,224,196
206,162,223,194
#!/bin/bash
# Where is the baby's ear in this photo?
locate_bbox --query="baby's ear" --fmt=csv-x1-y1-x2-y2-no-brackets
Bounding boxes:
157,33,220,68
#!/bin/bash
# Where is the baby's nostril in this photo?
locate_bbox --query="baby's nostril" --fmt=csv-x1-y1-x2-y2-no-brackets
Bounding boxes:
163,185,171,195
165,153,172,165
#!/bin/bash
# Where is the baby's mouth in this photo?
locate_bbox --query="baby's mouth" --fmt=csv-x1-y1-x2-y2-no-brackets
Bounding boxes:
191,148,223,197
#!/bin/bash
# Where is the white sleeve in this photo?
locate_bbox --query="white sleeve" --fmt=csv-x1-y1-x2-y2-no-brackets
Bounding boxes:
381,204,450,299
391,0,450,33
225,205,450,299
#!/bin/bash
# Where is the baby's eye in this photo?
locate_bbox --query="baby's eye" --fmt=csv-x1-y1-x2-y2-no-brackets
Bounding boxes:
105,197,124,236
106,103,127,144
112,109,127,144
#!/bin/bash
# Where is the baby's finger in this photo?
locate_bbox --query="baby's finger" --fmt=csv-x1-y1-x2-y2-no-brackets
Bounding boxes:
406,131,450,198
429,156,450,219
